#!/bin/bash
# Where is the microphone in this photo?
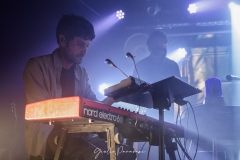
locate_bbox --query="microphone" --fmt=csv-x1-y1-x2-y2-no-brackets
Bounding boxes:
105,59,117,68
226,75,240,81
126,52,134,59
105,59,128,78
126,52,142,84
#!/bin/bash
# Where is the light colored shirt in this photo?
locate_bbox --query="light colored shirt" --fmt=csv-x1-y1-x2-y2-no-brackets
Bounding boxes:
23,48,97,158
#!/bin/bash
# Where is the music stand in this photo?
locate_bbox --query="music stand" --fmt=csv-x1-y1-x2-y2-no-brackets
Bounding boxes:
149,76,201,160
105,76,201,160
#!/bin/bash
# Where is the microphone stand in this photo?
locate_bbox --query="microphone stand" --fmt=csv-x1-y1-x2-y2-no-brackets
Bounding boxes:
137,82,166,160
116,67,128,78
158,108,165,160
105,59,129,78
126,52,167,159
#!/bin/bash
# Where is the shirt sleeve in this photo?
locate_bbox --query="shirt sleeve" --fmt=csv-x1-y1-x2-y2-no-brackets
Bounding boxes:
23,59,50,104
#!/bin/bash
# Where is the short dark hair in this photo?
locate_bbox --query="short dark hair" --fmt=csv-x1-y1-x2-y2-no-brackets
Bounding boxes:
56,14,95,44
147,30,168,45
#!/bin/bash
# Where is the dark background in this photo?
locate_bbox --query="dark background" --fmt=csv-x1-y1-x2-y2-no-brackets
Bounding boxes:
0,0,237,159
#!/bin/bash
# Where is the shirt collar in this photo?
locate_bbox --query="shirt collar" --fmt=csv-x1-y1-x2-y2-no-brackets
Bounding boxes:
52,48,62,70
52,48,81,80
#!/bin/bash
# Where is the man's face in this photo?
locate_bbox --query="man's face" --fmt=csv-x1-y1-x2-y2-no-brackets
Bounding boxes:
147,37,167,56
63,36,91,64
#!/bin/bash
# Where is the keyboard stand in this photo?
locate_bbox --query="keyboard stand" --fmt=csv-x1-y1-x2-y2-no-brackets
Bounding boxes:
53,120,118,160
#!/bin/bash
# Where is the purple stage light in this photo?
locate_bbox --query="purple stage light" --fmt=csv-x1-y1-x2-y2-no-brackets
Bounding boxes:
116,10,125,19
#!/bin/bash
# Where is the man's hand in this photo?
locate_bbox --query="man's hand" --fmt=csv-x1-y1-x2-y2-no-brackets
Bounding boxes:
101,97,115,105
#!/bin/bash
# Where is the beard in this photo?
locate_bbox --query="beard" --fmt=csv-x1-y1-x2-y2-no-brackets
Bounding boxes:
61,43,85,64
64,52,84,64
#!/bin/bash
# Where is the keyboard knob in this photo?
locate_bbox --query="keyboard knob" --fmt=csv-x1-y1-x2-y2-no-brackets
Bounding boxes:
114,133,123,144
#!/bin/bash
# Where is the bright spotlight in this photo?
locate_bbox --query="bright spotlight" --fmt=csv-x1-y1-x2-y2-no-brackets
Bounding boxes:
188,3,198,14
229,2,239,8
229,2,235,8
177,48,187,58
168,48,187,62
98,83,110,95
116,10,125,19
230,0,240,78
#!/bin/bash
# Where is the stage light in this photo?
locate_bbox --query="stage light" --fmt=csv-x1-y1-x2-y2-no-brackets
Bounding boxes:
230,1,240,78
177,48,187,58
229,2,235,8
188,3,198,14
168,48,187,63
116,10,125,19
98,83,110,95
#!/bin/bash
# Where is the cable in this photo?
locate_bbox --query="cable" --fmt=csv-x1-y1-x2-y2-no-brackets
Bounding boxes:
179,106,190,160
176,143,182,160
176,104,186,160
187,101,199,160
174,137,192,160
175,104,180,125
172,105,193,160
183,107,190,160
133,84,153,160
147,131,152,160
126,52,142,85
136,142,147,160
134,92,149,141
177,102,199,160
165,128,191,160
